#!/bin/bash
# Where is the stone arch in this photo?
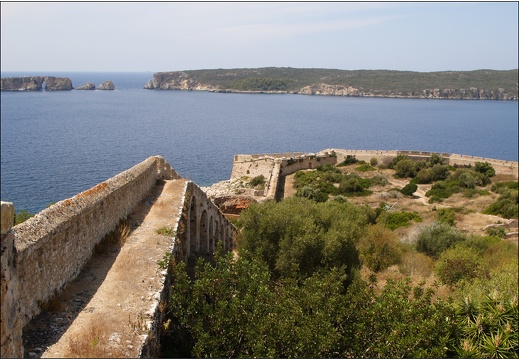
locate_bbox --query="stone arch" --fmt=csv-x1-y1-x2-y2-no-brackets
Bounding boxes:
200,210,208,255
189,196,197,256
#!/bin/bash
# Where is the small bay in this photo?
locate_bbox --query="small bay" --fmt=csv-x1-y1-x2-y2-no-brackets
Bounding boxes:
1,72,517,214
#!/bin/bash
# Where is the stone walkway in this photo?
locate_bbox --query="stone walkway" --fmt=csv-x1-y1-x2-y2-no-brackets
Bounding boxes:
23,179,187,358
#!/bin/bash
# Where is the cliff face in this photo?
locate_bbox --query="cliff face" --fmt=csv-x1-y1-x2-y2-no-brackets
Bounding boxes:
297,83,515,100
144,72,219,91
1,76,73,91
144,68,518,100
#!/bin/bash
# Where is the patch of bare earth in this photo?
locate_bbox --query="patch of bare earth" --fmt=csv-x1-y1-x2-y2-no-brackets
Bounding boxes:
23,179,187,358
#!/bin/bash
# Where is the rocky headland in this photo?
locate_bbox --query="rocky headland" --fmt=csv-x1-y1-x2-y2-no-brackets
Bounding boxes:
1,76,73,91
144,68,518,100
1,77,116,91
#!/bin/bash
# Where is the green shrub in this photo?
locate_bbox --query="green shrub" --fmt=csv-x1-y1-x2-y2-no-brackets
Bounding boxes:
370,157,378,167
378,211,421,230
249,174,266,187
359,225,402,272
485,226,507,238
156,226,175,237
415,222,467,259
454,259,518,303
425,180,458,200
369,175,388,187
14,209,34,225
400,183,418,196
355,164,376,172
484,189,518,219
434,244,481,286
337,154,358,166
436,208,456,226
237,197,366,280
394,159,416,178
491,181,518,194
453,290,518,358
295,186,328,203
473,161,496,178
388,154,409,169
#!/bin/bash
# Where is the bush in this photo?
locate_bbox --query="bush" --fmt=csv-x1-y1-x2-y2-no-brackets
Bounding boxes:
436,208,456,226
358,225,402,272
415,222,467,259
14,209,34,225
355,164,376,172
453,290,518,358
473,161,496,178
377,211,421,230
370,157,378,167
295,186,328,203
484,189,518,219
388,154,409,169
394,159,416,178
400,182,418,196
237,197,366,280
249,174,266,187
434,244,481,286
370,175,388,187
337,155,358,166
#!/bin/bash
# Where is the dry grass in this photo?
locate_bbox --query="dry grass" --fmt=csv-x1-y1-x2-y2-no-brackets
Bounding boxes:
95,218,131,254
67,318,129,358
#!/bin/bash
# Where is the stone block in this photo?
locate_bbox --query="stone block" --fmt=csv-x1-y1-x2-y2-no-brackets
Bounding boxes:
1,201,14,234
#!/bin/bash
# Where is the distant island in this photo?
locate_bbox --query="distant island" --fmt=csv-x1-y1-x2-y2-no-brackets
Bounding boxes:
144,67,518,100
0,77,115,91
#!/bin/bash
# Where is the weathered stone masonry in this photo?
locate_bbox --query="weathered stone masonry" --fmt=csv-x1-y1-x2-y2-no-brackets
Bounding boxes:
231,149,518,202
1,149,516,358
1,156,236,358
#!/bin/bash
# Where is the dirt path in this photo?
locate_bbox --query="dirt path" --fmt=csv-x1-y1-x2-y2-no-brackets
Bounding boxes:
23,179,187,358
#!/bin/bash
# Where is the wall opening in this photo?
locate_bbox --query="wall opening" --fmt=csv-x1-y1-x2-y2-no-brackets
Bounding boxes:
200,210,208,254
189,196,197,256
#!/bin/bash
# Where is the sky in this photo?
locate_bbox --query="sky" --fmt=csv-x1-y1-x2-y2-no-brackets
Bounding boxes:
1,1,518,73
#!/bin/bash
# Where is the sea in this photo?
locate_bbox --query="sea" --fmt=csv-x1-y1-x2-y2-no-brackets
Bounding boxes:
1,71,518,214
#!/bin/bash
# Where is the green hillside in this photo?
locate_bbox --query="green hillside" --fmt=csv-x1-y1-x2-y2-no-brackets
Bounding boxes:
154,67,518,99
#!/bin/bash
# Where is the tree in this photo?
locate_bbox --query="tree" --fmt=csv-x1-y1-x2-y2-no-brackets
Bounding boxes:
347,278,457,358
237,197,365,281
394,159,417,178
474,161,496,178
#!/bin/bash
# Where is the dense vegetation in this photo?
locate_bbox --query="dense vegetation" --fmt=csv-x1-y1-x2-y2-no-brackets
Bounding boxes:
162,67,518,97
164,156,518,358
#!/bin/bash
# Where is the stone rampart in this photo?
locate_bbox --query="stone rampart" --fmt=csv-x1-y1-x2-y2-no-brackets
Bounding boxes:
230,149,518,203
1,156,180,358
139,180,237,357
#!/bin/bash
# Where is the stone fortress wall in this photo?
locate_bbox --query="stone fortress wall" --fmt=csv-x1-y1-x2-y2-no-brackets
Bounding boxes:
231,149,518,201
1,156,236,358
1,149,517,357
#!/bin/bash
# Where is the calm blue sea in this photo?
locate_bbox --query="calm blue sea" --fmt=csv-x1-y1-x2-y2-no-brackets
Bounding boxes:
1,72,518,214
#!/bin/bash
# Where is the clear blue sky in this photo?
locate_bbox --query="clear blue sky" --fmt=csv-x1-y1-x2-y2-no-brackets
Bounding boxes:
1,1,517,72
